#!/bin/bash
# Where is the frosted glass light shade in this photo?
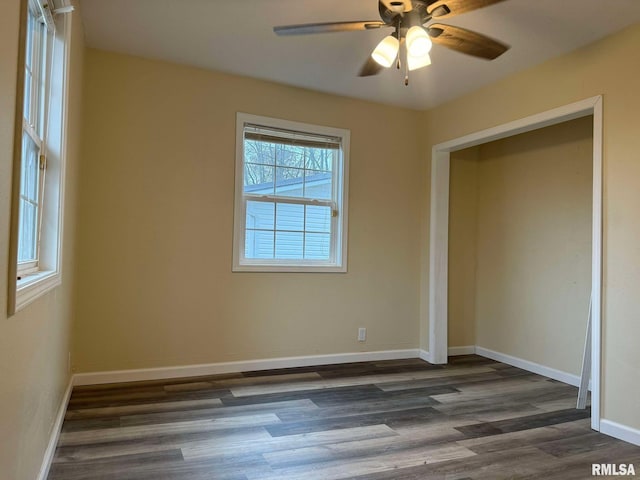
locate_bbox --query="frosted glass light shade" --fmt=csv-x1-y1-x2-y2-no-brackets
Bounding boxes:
406,26,432,57
408,52,432,71
371,35,399,68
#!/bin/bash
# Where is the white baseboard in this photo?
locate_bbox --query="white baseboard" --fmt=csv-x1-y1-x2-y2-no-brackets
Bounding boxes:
474,346,581,387
418,349,430,362
37,378,73,480
73,349,422,386
600,420,640,447
448,345,476,356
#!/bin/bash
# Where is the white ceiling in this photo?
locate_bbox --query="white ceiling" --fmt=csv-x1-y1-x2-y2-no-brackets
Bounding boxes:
78,0,640,110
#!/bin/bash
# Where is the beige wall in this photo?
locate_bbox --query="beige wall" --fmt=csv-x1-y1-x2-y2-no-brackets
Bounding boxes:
475,118,593,375
449,119,593,375
448,147,479,347
0,2,84,479
422,23,640,430
73,49,423,372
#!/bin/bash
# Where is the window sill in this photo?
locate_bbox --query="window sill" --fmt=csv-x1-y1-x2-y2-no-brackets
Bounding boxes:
233,264,347,273
16,270,60,311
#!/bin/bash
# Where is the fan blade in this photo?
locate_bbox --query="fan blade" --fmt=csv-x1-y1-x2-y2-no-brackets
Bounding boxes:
428,24,509,60
358,56,384,77
427,0,507,19
274,21,387,36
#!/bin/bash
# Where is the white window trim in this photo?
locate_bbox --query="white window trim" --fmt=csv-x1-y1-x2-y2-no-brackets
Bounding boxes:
233,113,349,273
8,0,72,314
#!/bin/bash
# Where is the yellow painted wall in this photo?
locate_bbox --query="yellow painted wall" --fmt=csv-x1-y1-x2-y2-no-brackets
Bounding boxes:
423,23,640,430
0,2,84,478
475,118,593,375
448,147,479,347
449,118,593,375
73,49,423,372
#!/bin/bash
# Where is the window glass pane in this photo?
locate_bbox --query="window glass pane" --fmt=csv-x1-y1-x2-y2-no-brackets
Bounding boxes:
275,167,304,197
23,70,33,123
305,148,334,171
22,132,40,202
244,163,274,194
275,232,303,259
36,22,48,137
20,132,40,199
18,199,37,262
276,144,304,168
305,170,332,200
245,229,274,259
244,139,275,165
19,131,40,264
276,203,304,231
304,233,331,260
25,13,34,70
305,205,332,233
246,201,274,230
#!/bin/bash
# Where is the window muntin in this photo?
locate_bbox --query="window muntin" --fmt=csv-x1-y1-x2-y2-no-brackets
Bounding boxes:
234,114,349,271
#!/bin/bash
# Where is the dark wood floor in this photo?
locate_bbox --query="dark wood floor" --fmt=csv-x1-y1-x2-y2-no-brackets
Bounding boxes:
48,355,640,479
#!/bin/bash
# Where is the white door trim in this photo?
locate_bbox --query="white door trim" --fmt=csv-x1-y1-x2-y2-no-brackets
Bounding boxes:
428,96,603,431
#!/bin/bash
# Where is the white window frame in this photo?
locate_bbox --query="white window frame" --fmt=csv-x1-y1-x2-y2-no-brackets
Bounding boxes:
8,0,73,314
18,0,49,277
233,113,349,272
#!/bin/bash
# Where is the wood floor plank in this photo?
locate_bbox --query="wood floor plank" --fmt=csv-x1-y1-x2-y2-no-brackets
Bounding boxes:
265,405,442,437
247,443,476,480
65,397,225,420
53,426,273,463
59,414,281,447
230,366,497,397
261,422,471,468
181,424,398,461
221,383,385,407
375,371,508,392
455,408,592,439
457,419,593,453
274,392,441,423
348,445,560,480
119,398,318,427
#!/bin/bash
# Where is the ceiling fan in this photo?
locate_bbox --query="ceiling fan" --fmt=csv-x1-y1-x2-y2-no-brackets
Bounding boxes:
274,0,510,85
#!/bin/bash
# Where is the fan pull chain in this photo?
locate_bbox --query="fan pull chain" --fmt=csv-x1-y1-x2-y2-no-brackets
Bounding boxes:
404,57,409,86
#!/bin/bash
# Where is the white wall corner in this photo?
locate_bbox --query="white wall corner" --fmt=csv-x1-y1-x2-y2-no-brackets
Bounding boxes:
418,349,431,363
37,378,73,480
600,420,640,447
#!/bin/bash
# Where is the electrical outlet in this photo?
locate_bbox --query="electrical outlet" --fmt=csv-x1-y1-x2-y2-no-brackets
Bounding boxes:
358,327,366,342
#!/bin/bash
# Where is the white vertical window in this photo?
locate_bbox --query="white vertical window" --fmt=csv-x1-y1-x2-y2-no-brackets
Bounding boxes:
233,113,349,272
9,0,73,314
18,1,50,275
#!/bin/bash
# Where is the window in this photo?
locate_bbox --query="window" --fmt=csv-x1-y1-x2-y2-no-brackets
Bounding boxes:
18,1,49,276
233,113,349,272
8,0,72,314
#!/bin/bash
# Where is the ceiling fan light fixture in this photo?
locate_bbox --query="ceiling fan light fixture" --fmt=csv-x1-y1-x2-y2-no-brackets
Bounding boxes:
371,34,399,68
407,51,431,71
406,26,432,57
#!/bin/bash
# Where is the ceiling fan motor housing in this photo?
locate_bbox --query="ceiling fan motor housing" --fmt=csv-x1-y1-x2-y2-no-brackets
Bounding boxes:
379,0,432,29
